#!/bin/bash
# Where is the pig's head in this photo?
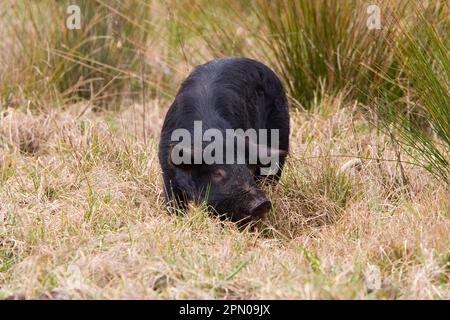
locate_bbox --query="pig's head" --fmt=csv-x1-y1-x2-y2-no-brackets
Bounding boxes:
168,143,284,221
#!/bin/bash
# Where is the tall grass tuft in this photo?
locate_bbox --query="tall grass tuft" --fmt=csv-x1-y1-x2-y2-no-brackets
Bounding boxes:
373,5,449,184
254,0,400,109
1,0,152,109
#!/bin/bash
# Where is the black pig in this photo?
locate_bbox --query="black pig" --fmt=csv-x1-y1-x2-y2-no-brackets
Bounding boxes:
158,57,289,221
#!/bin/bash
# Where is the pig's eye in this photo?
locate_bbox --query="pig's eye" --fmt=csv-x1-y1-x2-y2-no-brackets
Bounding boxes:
210,169,226,183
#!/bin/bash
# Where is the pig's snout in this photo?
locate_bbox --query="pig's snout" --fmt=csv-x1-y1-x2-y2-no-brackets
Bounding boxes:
249,198,271,219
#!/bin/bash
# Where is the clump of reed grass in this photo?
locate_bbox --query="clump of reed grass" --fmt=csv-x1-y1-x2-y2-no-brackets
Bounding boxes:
1,0,152,109
253,0,402,109
372,4,449,184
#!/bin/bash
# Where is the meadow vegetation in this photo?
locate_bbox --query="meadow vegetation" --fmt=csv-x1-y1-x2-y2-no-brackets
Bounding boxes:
0,0,448,299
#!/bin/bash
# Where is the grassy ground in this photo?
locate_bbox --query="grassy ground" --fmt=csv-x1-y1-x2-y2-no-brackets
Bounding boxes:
0,0,449,299
0,101,448,299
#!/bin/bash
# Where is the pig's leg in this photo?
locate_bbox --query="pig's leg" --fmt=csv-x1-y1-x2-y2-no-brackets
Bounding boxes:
162,175,189,214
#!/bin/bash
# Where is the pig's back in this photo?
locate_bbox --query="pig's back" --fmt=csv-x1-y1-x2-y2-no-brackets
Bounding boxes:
171,57,287,131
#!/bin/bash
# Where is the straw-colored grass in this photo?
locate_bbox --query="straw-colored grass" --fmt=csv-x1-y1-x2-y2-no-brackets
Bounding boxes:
0,101,448,299
0,0,448,300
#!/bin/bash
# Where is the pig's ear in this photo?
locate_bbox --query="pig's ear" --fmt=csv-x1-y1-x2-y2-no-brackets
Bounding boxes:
167,143,196,172
260,146,287,158
247,141,287,159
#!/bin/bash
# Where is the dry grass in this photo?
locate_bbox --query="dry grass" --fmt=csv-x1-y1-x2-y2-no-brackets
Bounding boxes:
0,99,448,299
0,0,448,300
